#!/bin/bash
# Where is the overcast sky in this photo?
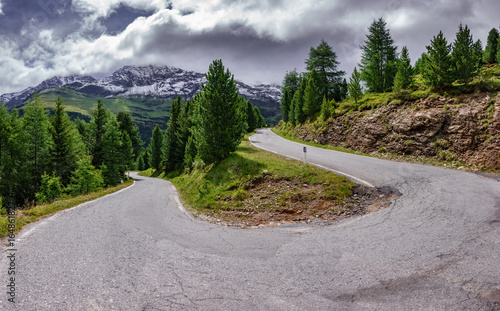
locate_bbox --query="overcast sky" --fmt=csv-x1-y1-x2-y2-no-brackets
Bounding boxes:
0,0,499,95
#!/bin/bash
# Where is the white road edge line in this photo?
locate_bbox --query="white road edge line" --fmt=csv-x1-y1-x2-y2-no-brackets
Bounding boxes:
249,138,375,188
16,179,137,242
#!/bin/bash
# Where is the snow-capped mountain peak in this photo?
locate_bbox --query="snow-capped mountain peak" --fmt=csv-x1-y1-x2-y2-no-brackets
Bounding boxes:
0,65,281,109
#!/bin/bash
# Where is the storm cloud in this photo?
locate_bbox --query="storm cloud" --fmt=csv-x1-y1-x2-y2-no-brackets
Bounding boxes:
0,0,499,95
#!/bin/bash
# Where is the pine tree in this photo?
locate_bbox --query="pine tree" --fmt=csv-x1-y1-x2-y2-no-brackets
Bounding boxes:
242,100,254,132
414,53,428,75
305,39,345,101
393,71,403,96
177,97,195,166
253,106,266,128
136,154,145,171
90,99,109,168
396,46,413,89
149,124,163,170
423,31,454,88
320,96,335,120
360,18,398,93
452,23,481,86
143,146,151,170
117,111,142,158
67,156,103,195
101,114,123,186
162,96,184,171
119,132,134,176
348,67,363,103
483,28,499,64
302,71,321,118
0,106,27,210
48,97,82,185
194,59,242,164
497,37,500,64
292,77,307,124
281,70,300,123
23,95,53,203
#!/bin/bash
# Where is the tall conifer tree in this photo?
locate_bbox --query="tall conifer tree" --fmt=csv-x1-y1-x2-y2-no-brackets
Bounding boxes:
396,46,413,89
194,60,242,164
348,67,363,103
23,96,52,202
149,124,163,170
90,99,109,168
305,40,345,101
452,23,481,85
360,18,398,92
423,31,454,88
483,28,499,64
49,97,82,185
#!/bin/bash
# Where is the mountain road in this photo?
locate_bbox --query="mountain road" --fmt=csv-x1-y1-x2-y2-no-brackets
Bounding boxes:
1,128,499,310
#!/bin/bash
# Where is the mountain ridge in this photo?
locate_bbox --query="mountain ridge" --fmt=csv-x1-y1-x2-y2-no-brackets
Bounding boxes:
0,65,282,115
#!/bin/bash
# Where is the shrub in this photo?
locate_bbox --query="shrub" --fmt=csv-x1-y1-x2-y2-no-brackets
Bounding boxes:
36,173,62,204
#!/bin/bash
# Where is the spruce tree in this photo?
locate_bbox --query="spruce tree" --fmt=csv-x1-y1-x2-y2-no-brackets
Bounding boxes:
0,106,27,210
414,53,428,75
143,146,151,170
177,97,195,166
117,111,142,158
101,114,123,186
119,132,134,176
253,106,266,128
348,67,363,103
245,100,258,132
305,39,345,101
162,96,183,171
23,95,53,202
194,59,242,164
90,99,109,168
452,23,481,85
497,37,500,64
423,31,454,88
397,46,413,89
292,77,307,124
302,71,321,118
136,155,145,171
280,89,291,123
483,28,499,64
149,124,163,170
67,156,103,195
393,72,403,96
360,18,398,93
281,70,300,123
49,97,82,185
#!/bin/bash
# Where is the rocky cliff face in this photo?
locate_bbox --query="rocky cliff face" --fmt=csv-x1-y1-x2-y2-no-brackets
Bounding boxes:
281,93,500,170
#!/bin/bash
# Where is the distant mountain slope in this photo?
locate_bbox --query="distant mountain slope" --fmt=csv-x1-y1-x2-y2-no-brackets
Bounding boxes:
1,65,282,122
1,65,282,144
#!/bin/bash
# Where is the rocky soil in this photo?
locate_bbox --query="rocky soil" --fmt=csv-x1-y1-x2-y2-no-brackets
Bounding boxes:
192,174,398,228
282,92,500,170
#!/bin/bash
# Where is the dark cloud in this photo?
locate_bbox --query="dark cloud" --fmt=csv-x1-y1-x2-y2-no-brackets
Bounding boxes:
1,0,499,94
98,4,155,35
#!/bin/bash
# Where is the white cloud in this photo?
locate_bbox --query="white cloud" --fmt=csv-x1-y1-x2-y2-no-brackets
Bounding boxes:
0,0,3,15
2,0,500,95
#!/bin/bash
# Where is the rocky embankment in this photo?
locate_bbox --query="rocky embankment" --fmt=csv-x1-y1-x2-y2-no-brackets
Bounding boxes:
279,92,500,170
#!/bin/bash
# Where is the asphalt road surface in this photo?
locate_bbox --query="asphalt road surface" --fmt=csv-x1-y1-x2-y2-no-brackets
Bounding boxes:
2,128,500,310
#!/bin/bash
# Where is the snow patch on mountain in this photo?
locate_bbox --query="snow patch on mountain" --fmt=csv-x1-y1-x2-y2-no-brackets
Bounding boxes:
0,65,281,109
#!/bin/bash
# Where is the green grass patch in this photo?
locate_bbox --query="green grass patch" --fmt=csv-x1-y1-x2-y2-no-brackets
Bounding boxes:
142,136,355,216
0,179,133,239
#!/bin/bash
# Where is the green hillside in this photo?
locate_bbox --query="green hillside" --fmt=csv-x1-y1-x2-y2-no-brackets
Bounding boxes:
36,87,172,144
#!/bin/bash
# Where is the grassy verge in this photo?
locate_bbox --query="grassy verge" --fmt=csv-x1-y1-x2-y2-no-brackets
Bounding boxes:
0,179,134,239
140,136,357,227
